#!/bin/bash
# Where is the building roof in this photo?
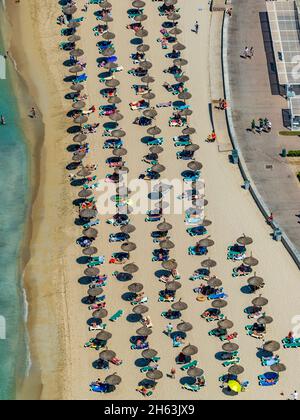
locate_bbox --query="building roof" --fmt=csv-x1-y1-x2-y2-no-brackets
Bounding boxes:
267,0,300,85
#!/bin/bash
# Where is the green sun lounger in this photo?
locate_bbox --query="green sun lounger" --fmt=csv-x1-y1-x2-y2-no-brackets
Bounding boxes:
180,360,198,371
140,365,157,373
109,310,123,322
182,383,202,392
222,357,240,367
282,337,300,348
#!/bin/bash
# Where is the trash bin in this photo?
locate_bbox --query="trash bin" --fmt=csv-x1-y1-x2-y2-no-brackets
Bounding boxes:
281,148,287,158
232,149,239,164
273,228,282,241
244,179,250,190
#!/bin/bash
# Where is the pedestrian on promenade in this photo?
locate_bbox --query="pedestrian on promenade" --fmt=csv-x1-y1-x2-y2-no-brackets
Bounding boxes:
170,367,176,379
194,21,199,34
251,119,256,133
258,118,264,134
249,47,254,59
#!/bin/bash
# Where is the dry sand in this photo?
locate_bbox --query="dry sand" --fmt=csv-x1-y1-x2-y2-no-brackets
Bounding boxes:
7,0,300,400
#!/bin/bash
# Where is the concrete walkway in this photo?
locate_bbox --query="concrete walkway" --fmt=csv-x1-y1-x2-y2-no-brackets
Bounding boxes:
226,0,300,252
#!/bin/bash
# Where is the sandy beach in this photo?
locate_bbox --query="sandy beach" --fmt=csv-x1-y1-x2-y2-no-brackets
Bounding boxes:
5,0,300,400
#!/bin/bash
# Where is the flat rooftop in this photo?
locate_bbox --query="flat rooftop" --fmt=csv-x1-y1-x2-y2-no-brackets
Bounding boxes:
267,0,300,85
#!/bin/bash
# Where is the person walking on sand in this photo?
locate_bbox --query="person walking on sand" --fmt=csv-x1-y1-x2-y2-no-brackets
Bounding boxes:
170,367,176,379
194,21,199,34
251,119,256,133
30,107,36,118
166,323,173,337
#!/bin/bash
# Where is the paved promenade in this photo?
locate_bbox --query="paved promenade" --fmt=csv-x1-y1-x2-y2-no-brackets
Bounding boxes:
226,0,300,251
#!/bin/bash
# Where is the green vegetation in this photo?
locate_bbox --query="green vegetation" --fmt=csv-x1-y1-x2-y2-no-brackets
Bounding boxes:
287,150,300,157
279,131,300,136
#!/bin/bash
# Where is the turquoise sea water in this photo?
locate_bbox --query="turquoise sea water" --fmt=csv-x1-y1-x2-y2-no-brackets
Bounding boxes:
0,20,29,400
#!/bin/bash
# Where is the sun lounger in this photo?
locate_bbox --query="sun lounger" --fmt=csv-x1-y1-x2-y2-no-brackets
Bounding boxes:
222,357,240,367
136,386,153,397
180,360,198,371
261,356,280,367
89,323,107,332
131,297,148,305
258,372,279,387
188,246,208,256
131,342,149,350
90,383,110,393
109,310,123,322
182,383,203,392
282,337,300,348
140,365,158,373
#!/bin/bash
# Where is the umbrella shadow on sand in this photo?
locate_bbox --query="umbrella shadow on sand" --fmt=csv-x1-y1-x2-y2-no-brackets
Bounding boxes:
66,162,80,171
126,314,142,323
130,37,143,45
179,376,196,386
135,358,151,368
122,292,135,302
77,256,90,265
240,285,255,295
78,276,93,286
222,387,238,397
67,125,82,134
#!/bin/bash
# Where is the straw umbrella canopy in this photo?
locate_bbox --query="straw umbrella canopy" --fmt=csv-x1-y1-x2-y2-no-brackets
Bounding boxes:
68,21,80,29
102,48,116,57
70,49,84,58
263,341,281,352
167,12,181,22
111,129,126,138
105,373,122,386
140,61,153,70
68,34,81,43
143,92,156,101
185,144,199,152
237,234,253,246
252,295,268,307
88,288,104,298
69,64,83,74
172,299,188,311
143,109,158,119
183,127,196,135
134,14,148,22
218,319,234,330
109,112,124,121
178,91,192,101
177,321,193,332
108,96,122,104
123,263,139,274
83,228,98,238
99,350,116,361
133,305,149,315
74,115,88,125
174,59,188,69
121,224,136,234
74,133,87,144
176,75,189,83
83,246,98,256
132,0,146,8
162,259,178,271
72,101,86,110
150,145,164,154
159,238,175,250
187,367,204,378
80,208,97,219
121,242,137,252
128,283,144,293
78,189,92,198
147,126,161,136
96,331,112,341
170,27,182,36
188,161,202,171
244,254,259,267
104,62,118,71
202,218,212,227
102,31,115,40
173,42,186,52
212,299,228,309
63,5,77,15
113,148,127,157
71,83,84,92
136,326,153,336
152,164,166,174
142,349,158,359
137,44,150,53
208,277,222,288
182,344,198,357
165,0,178,6
72,154,85,162
157,220,173,232
257,316,273,325
180,108,193,117
146,370,163,380
141,75,155,85
92,308,108,319
101,15,113,23
84,267,100,277
100,0,112,8
105,79,120,88
197,237,215,248
222,342,239,353
228,365,244,375
136,29,149,38
248,274,264,288
271,364,286,373
201,258,217,268
165,281,182,292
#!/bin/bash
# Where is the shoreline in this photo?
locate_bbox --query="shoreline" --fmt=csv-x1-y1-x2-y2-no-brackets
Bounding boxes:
4,1,68,400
